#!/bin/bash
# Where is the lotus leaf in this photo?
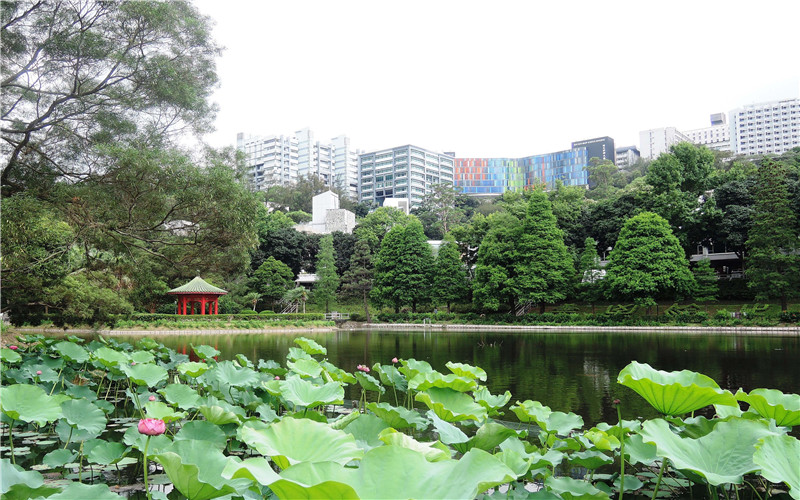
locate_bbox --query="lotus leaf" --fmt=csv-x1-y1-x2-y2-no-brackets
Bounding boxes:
569,450,614,469
446,361,487,381
255,403,280,422
753,434,800,499
453,421,524,454
92,347,129,368
639,417,783,485
122,363,168,388
623,433,658,466
371,363,407,392
582,427,621,451
137,337,161,350
175,421,228,450
286,358,323,378
320,360,357,384
617,361,737,416
279,376,344,409
1,347,22,363
240,417,363,469
378,427,451,461
544,476,609,499
343,412,391,451
510,400,584,436
234,353,253,368
61,398,107,436
221,456,281,487
427,410,469,445
416,387,487,423
129,350,156,364
279,445,517,500
55,418,95,443
736,388,800,427
354,371,385,394
25,364,59,383
408,371,477,392
367,402,428,430
398,358,433,380
294,336,327,355
153,440,252,500
211,361,259,388
43,448,77,467
53,341,90,363
159,384,201,410
177,361,209,378
1,458,57,500
86,440,128,465
198,405,241,425
1,384,63,425
45,482,122,500
145,401,186,423
65,385,96,401
474,386,512,414
287,346,312,361
191,344,220,361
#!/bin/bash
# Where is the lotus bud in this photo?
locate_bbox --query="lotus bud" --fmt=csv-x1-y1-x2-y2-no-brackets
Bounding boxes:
131,361,136,365
8,345,18,350
36,370,42,375
137,418,166,436
148,395,156,401
392,357,398,364
274,375,280,380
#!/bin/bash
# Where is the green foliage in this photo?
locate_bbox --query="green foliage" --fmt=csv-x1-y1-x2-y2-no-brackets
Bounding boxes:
339,239,374,322
372,218,434,312
691,258,719,301
353,206,409,255
411,183,466,239
473,212,521,311
251,257,295,306
313,235,339,313
432,234,470,312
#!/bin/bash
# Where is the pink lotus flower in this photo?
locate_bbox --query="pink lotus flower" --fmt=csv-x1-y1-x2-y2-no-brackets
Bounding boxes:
392,357,398,364
274,376,280,380
137,418,166,436
148,395,156,401
357,364,370,373
36,370,42,375
131,361,136,366
8,345,18,350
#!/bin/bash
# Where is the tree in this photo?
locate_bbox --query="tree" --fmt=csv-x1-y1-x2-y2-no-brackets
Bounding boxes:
412,183,466,239
2,0,219,193
576,237,603,313
432,234,470,313
746,158,800,311
332,231,357,278
281,287,308,314
450,212,490,278
353,206,409,254
473,212,521,312
691,259,719,302
548,181,587,250
251,257,295,308
510,189,575,313
604,212,695,312
313,235,339,313
339,239,374,322
585,158,618,199
372,218,433,312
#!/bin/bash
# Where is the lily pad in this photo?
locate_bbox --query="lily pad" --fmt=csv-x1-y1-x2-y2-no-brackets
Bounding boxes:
43,449,77,467
398,358,433,380
154,440,252,500
474,386,512,415
279,376,344,409
617,361,737,416
44,482,122,500
453,421,523,454
191,344,220,361
1,384,63,425
211,361,259,388
371,363,407,392
736,388,800,427
145,401,186,423
544,476,609,499
86,440,128,466
753,434,800,499
427,410,469,445
92,347,129,368
1,458,59,499
343,413,391,451
354,371,385,393
408,371,477,392
367,402,428,430
416,387,487,423
446,361,487,381
1,348,22,363
197,405,241,425
175,420,228,450
294,336,327,355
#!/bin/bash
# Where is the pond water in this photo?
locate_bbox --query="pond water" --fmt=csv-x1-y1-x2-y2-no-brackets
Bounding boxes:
106,329,800,428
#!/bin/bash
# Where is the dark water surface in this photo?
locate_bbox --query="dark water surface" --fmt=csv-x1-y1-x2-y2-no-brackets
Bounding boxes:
109,329,800,427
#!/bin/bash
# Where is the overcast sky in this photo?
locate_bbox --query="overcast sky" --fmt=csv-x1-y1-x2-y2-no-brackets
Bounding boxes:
192,0,800,158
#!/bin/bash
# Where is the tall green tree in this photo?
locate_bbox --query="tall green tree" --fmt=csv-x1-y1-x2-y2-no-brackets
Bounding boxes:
372,218,433,312
604,212,695,311
473,212,522,312
339,239,374,322
746,158,800,311
313,235,339,313
353,206,408,255
412,183,466,239
251,257,295,309
432,234,470,313
576,237,603,313
510,189,575,313
691,259,719,302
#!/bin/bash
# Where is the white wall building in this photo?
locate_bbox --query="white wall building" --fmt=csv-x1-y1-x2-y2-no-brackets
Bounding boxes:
729,98,800,156
639,127,691,159
295,191,356,234
684,113,731,152
358,145,455,208
614,145,640,168
237,133,298,190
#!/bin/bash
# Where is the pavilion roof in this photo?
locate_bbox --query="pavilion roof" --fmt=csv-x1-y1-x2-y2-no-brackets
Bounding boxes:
167,276,227,295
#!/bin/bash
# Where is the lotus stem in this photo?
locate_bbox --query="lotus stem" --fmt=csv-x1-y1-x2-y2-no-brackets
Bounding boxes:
744,480,763,500
392,386,399,406
7,419,15,465
617,403,625,500
63,426,73,449
49,366,64,396
651,458,667,500
142,435,152,500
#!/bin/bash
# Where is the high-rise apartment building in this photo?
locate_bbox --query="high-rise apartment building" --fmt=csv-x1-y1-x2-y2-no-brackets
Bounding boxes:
331,135,360,200
236,133,299,190
615,145,641,168
684,113,731,152
358,145,455,207
639,127,691,159
296,128,335,185
729,98,800,155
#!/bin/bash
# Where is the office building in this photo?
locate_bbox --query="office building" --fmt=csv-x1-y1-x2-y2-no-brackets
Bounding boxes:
358,145,455,207
236,133,299,190
639,127,691,159
571,137,616,164
684,113,731,152
615,145,641,168
729,98,800,155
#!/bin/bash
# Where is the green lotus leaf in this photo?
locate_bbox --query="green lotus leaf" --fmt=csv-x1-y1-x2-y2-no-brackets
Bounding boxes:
279,445,517,500
500,437,565,473
367,402,428,430
427,410,469,445
212,361,259,388
122,425,173,456
623,433,658,466
416,387,487,423
1,458,60,499
453,421,523,454
343,412,391,451
753,434,800,499
257,359,287,376
320,360,357,384
286,358,323,378
1,384,63,425
736,388,800,427
545,476,610,499
61,398,106,436
329,411,360,431
255,403,280,422
159,384,201,410
569,450,614,469
639,417,783,486
1,347,22,363
43,448,77,467
261,378,282,395
87,440,128,465
45,482,122,500
371,363,407,392
582,427,621,451
446,361,487,381
398,358,433,380
145,401,186,423
294,336,327,355
474,386,512,414
287,346,312,361
197,405,241,425
617,361,737,416
93,347,129,368
240,417,363,469
122,363,168,388
510,400,584,436
234,353,253,368
26,364,59,383
354,371,385,393
408,371,477,392
175,420,228,450
191,344,220,361
153,440,252,500
129,350,156,364
221,456,281,487
177,361,209,378
280,376,344,409
53,341,90,363
378,427,451,461
137,337,161,350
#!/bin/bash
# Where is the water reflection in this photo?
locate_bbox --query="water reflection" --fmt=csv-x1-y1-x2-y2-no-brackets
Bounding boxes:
108,330,800,428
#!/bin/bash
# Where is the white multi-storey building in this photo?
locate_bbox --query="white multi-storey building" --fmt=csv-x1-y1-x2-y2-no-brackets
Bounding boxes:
684,113,731,152
332,135,360,200
615,145,641,168
296,128,335,185
639,127,690,159
236,133,298,190
359,145,455,207
729,98,800,155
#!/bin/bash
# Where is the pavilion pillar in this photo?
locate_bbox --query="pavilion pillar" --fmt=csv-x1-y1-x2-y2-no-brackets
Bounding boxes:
201,296,207,315
214,299,218,315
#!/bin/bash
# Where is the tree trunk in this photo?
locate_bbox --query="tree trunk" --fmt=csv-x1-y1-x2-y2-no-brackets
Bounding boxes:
412,300,417,313
447,302,452,314
539,302,545,314
781,294,788,313
363,293,371,323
